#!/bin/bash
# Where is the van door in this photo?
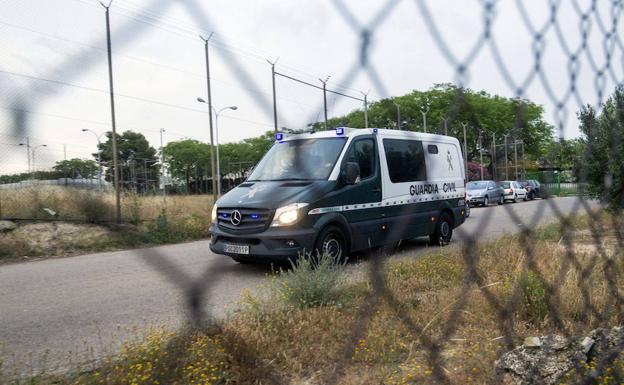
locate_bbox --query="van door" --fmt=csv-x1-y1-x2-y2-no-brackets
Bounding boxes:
318,136,383,251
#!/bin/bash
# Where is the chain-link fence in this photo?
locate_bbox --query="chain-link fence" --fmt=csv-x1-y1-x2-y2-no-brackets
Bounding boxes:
1,0,624,384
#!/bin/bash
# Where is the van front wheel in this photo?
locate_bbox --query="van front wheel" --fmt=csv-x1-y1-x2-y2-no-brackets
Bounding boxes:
429,212,453,246
314,225,347,262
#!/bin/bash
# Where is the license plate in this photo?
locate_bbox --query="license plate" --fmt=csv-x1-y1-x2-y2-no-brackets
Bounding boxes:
224,244,250,254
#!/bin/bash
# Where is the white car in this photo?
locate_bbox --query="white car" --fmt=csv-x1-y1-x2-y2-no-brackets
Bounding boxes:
498,180,527,203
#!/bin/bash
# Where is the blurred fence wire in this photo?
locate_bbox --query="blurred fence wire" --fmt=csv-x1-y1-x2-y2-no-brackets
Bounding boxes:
1,0,624,384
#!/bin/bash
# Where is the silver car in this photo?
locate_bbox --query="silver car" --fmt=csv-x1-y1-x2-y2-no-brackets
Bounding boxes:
499,180,528,202
466,180,504,206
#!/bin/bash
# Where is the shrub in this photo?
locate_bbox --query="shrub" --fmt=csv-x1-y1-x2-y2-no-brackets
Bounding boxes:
76,191,111,223
275,253,345,308
520,271,549,323
387,253,463,291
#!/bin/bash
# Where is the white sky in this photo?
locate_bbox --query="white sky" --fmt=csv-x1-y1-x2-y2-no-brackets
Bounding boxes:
0,0,622,173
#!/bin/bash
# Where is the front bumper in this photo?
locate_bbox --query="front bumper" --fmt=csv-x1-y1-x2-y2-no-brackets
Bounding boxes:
467,196,485,204
209,223,317,262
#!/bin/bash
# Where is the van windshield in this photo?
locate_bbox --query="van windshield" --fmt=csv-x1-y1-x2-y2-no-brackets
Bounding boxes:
248,138,347,181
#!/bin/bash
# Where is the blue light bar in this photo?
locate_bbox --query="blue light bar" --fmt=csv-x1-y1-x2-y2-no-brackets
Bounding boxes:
250,214,259,219
372,128,378,134
220,213,229,218
275,133,284,141
335,127,345,136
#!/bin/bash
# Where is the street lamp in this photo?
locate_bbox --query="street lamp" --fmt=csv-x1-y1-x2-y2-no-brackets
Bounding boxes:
393,102,401,130
420,98,430,133
82,128,105,191
197,98,238,196
30,144,47,173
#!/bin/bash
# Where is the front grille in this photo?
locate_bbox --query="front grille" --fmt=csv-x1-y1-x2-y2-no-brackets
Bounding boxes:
217,207,272,233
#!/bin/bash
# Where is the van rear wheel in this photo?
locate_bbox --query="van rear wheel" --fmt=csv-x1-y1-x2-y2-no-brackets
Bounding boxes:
314,225,347,262
429,212,453,246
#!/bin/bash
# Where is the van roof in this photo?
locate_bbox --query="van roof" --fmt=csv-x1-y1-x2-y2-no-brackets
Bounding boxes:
278,127,460,143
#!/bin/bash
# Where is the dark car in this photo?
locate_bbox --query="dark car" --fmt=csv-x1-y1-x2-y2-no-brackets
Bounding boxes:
519,180,541,200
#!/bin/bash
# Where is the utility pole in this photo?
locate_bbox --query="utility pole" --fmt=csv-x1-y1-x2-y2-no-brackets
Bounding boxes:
443,118,448,135
461,123,468,180
160,128,166,199
394,102,401,130
200,33,217,202
478,132,484,180
20,137,31,173
514,138,519,180
361,91,369,129
81,129,104,191
492,133,496,181
504,134,509,180
100,0,121,223
267,58,279,133
319,76,330,130
63,144,67,161
520,140,526,179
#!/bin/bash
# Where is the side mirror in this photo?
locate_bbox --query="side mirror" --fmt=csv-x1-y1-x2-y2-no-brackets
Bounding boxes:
342,162,360,185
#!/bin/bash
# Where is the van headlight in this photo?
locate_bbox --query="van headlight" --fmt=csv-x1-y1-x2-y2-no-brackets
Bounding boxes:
211,205,218,223
271,203,309,227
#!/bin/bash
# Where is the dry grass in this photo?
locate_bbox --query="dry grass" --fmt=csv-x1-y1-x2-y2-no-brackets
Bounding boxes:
0,186,213,223
7,212,624,385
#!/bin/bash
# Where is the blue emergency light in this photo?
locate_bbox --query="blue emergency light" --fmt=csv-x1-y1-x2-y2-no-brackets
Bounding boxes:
275,133,284,141
250,214,260,219
335,127,345,136
372,128,378,134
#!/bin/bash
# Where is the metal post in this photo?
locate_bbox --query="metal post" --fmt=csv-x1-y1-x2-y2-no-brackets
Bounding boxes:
361,91,369,129
394,102,401,130
461,123,468,180
21,137,31,173
101,1,121,223
492,133,496,181
215,112,222,196
320,76,330,130
63,144,67,161
201,34,217,202
268,59,279,133
421,100,430,133
479,132,484,180
514,139,518,180
160,128,166,199
504,134,509,180
443,118,448,135
520,140,526,179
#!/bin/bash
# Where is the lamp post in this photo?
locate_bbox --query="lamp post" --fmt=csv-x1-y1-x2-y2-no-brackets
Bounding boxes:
197,99,238,196
420,99,430,133
18,137,31,173
82,129,104,191
394,102,401,130
30,144,47,173
159,128,166,198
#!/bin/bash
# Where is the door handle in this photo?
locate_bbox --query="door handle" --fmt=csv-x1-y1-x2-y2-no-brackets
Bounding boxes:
371,187,381,193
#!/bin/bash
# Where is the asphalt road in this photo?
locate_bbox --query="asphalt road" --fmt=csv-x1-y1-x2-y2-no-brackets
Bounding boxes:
0,196,597,375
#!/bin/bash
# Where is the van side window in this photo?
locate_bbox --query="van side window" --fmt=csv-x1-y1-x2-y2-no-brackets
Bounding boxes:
382,139,427,183
427,144,438,154
344,138,376,180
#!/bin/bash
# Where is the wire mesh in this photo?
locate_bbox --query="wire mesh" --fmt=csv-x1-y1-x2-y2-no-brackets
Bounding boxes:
1,0,624,384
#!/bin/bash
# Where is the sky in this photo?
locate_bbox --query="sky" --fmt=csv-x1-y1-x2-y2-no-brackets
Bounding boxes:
0,0,622,174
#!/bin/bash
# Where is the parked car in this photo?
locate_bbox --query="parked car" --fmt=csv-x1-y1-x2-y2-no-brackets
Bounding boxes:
498,180,528,202
519,179,541,199
466,180,504,206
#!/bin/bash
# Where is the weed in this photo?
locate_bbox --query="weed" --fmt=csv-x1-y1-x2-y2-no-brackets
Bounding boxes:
275,253,345,308
75,191,111,223
519,270,549,323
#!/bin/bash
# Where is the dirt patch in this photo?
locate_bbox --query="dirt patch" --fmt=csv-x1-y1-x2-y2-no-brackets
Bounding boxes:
0,222,120,263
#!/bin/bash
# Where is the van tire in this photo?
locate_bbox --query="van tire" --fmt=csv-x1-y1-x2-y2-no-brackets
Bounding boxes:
429,212,453,246
314,225,347,262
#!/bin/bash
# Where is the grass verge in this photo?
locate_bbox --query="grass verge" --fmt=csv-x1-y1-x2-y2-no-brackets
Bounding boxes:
4,211,624,384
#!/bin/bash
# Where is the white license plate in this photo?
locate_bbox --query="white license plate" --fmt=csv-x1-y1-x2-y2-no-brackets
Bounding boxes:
224,244,250,254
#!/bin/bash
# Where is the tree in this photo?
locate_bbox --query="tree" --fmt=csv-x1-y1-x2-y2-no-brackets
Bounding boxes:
52,158,98,178
218,131,274,176
97,131,160,191
541,138,584,171
163,139,212,193
578,86,624,209
311,84,554,167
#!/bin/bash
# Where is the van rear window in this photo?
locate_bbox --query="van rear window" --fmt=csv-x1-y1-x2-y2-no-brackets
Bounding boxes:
427,145,438,154
382,139,427,183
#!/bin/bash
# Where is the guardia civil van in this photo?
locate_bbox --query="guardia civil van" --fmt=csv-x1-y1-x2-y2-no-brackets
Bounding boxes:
209,127,467,263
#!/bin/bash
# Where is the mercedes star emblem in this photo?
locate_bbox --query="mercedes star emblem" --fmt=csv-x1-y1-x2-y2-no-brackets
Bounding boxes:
230,210,242,226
